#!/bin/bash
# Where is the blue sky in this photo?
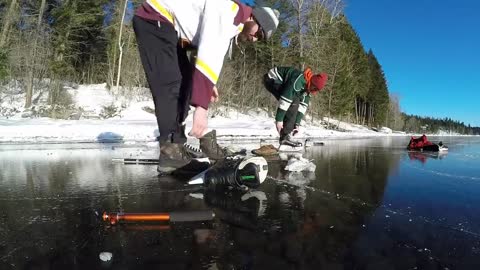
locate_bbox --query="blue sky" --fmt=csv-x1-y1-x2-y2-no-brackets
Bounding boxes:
344,0,480,127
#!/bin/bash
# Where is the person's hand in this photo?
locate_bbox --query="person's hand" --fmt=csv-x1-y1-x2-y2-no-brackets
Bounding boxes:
275,121,283,134
210,86,219,103
189,107,208,138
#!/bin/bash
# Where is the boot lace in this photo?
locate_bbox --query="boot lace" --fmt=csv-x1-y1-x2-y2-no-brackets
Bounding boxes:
184,143,202,153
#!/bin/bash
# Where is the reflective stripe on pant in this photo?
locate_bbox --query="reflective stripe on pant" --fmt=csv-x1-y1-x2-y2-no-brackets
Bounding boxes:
133,16,191,143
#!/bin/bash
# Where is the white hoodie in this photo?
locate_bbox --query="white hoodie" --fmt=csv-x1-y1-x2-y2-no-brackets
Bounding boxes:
144,0,248,108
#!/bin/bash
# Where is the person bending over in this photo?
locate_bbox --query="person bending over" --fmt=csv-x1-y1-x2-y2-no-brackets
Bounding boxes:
133,0,280,173
263,66,328,146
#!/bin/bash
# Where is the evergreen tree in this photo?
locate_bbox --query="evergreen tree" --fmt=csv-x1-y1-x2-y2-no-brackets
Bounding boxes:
49,0,110,82
326,15,369,122
366,49,389,126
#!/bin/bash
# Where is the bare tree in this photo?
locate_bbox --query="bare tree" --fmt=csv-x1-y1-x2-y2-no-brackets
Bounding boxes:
115,0,129,91
328,0,343,24
302,0,345,122
288,0,310,69
25,0,47,108
0,0,18,48
388,93,403,130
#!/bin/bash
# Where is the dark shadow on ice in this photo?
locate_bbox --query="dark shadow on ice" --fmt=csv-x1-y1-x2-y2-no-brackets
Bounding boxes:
96,132,124,143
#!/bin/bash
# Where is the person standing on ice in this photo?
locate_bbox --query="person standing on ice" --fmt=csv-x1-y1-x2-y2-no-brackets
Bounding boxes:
263,66,328,147
132,0,280,173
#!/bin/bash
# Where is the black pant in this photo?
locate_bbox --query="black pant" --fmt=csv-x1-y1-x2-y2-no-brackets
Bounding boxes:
133,16,191,144
263,74,299,141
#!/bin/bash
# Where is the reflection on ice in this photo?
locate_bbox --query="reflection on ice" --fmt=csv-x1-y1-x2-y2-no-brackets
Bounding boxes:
189,189,267,219
408,150,448,164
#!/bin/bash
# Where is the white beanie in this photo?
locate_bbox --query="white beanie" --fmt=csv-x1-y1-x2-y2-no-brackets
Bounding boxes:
252,7,280,40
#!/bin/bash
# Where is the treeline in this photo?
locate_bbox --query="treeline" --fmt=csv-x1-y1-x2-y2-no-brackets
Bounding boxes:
402,114,479,135
219,0,393,129
0,0,477,134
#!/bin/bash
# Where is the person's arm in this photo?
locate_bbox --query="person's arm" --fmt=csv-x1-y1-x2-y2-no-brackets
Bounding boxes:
189,1,251,109
274,81,295,123
189,1,244,137
295,94,310,125
274,67,300,122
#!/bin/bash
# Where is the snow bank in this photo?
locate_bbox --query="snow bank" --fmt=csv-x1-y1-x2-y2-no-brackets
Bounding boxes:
0,83,407,144
380,127,393,134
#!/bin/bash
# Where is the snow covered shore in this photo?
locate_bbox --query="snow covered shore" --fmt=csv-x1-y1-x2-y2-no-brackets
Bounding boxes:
0,83,434,144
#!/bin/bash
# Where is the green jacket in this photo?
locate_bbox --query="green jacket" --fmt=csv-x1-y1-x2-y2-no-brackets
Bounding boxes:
267,66,311,125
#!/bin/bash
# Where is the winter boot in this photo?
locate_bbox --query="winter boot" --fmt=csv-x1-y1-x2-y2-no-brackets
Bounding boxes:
158,142,197,174
199,130,234,160
252,144,278,156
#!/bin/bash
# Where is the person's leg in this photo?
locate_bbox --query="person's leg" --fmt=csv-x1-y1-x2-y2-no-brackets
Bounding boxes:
171,46,193,143
280,102,299,142
262,73,299,145
134,16,198,173
133,16,182,143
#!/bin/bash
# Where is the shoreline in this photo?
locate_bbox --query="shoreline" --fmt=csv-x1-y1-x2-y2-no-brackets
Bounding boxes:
0,107,475,145
0,119,474,146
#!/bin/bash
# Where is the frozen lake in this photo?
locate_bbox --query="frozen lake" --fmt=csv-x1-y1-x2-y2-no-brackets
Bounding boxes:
1,136,480,269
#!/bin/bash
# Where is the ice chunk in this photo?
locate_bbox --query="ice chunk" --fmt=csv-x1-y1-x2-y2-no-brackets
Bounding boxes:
99,252,113,262
285,156,316,172
285,171,316,185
